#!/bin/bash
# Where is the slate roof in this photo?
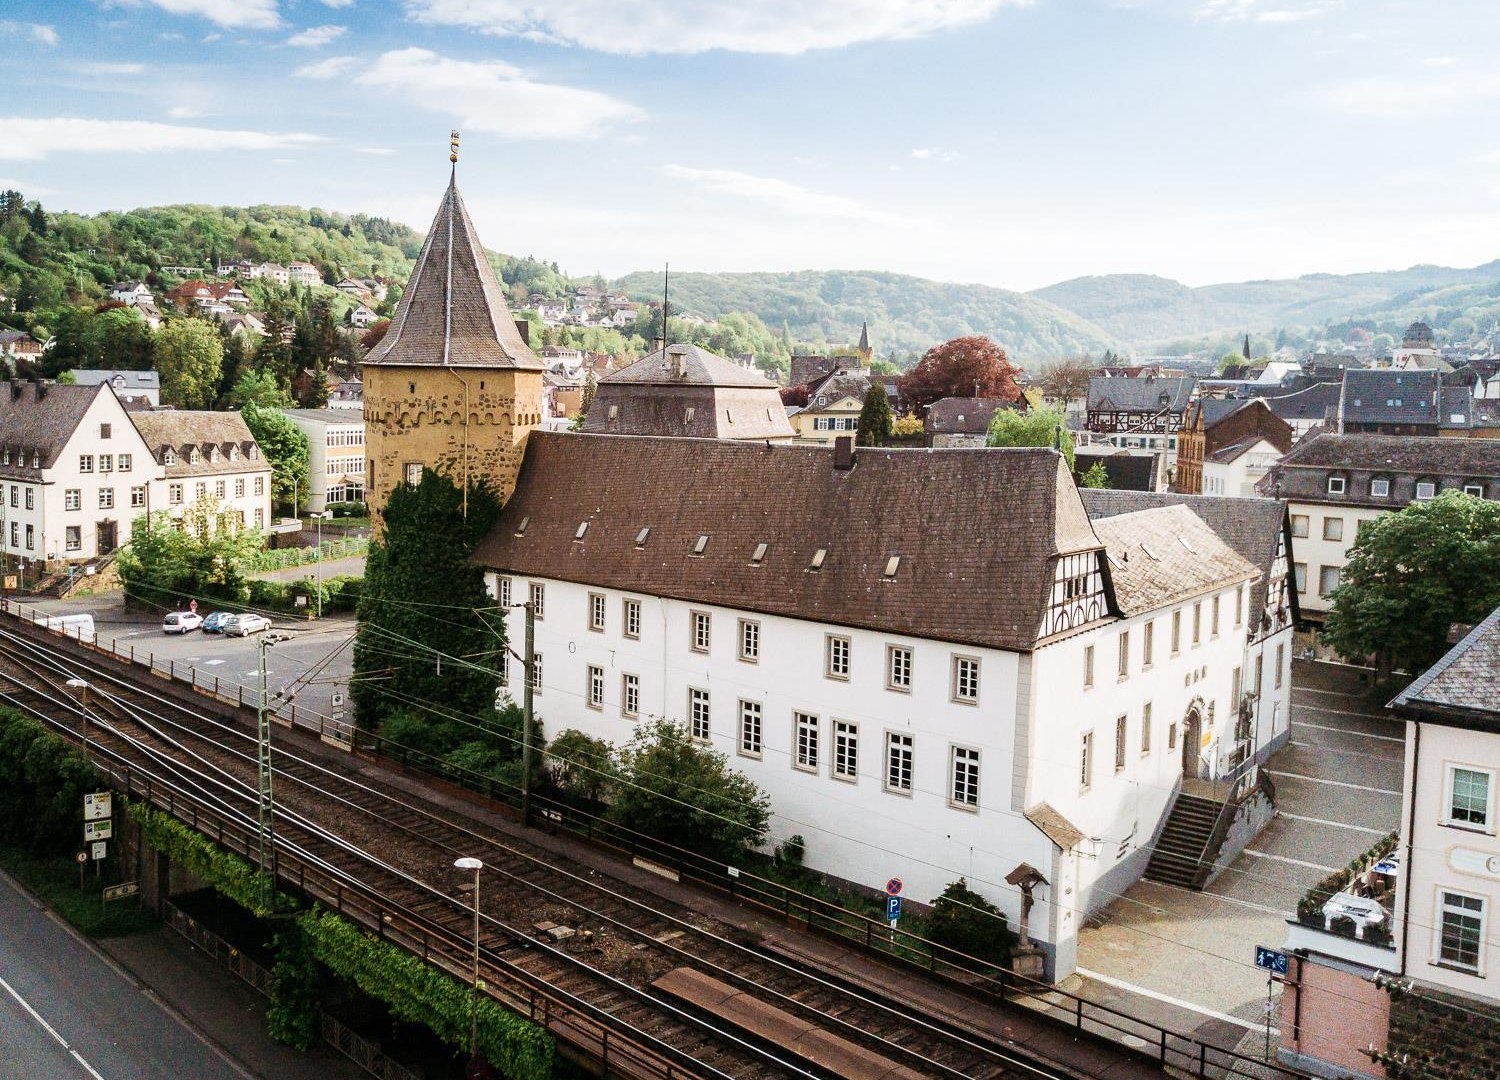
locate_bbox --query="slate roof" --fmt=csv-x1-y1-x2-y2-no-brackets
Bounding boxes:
1339,368,1440,427
1086,376,1195,413
789,354,841,389
1073,448,1162,492
582,345,794,440
282,408,362,426
1389,605,1500,727
365,175,542,371
1080,489,1288,625
1257,434,1500,506
129,410,270,477
0,382,106,478
472,433,1102,652
604,344,778,389
924,397,1023,434
1025,803,1084,852
806,369,872,409
1246,380,1341,423
1187,397,1248,429
70,370,160,391
1090,505,1259,616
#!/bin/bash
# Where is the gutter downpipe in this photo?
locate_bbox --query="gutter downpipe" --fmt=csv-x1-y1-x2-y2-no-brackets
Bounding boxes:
1398,719,1419,976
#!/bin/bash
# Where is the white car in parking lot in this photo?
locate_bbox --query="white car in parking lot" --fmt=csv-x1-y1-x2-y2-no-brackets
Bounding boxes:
163,610,203,634
223,613,272,637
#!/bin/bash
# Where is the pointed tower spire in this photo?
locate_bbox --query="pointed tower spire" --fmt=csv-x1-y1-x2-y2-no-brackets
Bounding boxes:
857,320,872,364
1243,333,1251,361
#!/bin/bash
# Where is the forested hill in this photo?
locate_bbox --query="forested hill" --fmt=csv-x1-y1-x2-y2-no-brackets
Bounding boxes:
614,268,1122,360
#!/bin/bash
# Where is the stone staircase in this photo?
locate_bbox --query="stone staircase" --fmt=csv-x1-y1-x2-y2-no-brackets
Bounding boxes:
1143,791,1225,890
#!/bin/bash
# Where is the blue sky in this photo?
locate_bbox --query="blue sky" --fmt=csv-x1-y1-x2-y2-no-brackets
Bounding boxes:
3,0,1497,290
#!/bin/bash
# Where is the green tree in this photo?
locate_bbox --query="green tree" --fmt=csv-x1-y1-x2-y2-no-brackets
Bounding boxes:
117,500,264,608
608,719,771,863
545,729,615,806
1322,492,1500,676
229,368,294,409
84,306,154,370
156,318,224,409
986,403,1075,469
352,470,506,735
579,371,597,418
242,403,310,511
927,879,1014,968
856,383,893,447
1079,461,1110,489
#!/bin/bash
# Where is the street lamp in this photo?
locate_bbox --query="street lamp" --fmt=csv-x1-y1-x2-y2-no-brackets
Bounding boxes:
454,857,483,1062
315,510,333,618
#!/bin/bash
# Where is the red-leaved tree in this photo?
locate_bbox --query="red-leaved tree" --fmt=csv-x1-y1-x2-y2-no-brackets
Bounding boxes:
898,335,1021,413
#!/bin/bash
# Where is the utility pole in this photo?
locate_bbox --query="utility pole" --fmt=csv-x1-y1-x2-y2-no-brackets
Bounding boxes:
521,601,535,827
256,633,282,903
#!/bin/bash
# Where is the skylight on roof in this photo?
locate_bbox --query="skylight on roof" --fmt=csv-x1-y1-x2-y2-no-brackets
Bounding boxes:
1140,542,1159,561
515,515,530,536
751,542,768,564
1179,536,1198,554
692,534,709,556
883,555,900,579
635,527,650,546
809,548,827,571
574,521,589,541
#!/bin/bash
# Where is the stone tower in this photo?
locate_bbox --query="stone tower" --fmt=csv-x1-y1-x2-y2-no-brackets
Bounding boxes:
363,167,544,528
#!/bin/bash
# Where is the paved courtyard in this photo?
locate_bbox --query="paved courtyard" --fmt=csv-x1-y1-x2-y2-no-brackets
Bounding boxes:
1074,661,1405,1055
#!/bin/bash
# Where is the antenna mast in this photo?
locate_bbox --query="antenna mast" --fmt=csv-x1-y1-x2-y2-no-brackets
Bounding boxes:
661,263,670,349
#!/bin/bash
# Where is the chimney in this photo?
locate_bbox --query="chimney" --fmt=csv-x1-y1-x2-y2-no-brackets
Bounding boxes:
514,318,530,346
31,377,46,402
833,435,855,471
668,342,688,378
9,380,19,401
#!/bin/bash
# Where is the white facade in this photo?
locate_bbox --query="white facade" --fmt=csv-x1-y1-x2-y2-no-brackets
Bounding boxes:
288,262,321,287
1286,500,1385,618
158,448,272,530
283,410,365,512
1204,438,1284,497
486,570,1268,979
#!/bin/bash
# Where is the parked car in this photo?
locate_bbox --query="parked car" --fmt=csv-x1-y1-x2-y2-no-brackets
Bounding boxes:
163,610,203,634
200,611,234,634
223,613,272,637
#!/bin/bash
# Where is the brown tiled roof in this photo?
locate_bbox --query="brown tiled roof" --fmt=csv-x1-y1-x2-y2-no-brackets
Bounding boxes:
129,410,271,477
472,433,1102,651
0,382,105,478
365,176,542,371
1390,605,1500,725
1090,505,1258,616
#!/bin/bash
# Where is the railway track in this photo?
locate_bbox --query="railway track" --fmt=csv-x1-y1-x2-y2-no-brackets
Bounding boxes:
0,622,1088,1080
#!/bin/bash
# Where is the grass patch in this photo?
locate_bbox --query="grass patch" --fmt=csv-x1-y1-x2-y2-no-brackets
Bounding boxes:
0,843,158,938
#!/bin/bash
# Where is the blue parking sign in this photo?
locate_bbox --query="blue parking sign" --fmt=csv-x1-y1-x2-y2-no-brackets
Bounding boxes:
886,895,902,923
1255,946,1288,976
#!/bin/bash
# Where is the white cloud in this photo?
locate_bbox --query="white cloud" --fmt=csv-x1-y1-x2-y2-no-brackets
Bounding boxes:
1,22,59,46
354,48,643,139
0,118,322,161
402,0,1023,55
123,0,281,30
167,105,206,119
1315,72,1500,118
662,164,913,225
1422,56,1458,68
1195,0,1330,23
910,147,962,162
355,147,395,154
202,32,222,41
69,61,147,75
0,178,57,196
294,55,360,78
320,0,355,6
286,24,346,47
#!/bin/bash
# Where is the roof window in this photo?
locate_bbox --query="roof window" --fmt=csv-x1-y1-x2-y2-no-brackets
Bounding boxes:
607,404,619,420
1178,536,1198,554
883,555,900,579
684,407,695,423
1140,542,1160,561
751,542,768,564
634,527,650,546
515,515,530,536
692,534,709,556
809,548,827,571
574,521,589,541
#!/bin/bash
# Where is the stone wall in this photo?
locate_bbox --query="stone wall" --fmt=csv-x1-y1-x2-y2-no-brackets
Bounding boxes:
1386,984,1500,1080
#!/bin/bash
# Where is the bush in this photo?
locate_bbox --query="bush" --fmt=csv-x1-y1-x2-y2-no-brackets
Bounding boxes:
331,501,367,518
545,729,615,806
927,878,1014,967
775,835,806,868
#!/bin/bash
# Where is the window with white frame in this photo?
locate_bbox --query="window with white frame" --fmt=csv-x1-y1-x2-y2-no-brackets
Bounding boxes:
79,454,93,473
1234,585,1243,628
1211,595,1221,636
65,526,81,551
794,712,819,772
24,488,32,510
99,488,114,509
1275,643,1285,689
99,454,113,473
589,592,605,632
497,577,511,607
1080,731,1094,791
587,665,604,709
1117,631,1129,678
738,700,763,757
1141,702,1152,755
1370,478,1390,498
832,720,858,781
254,476,264,496
1447,766,1492,829
825,635,850,680
530,652,542,693
1143,620,1154,668
195,482,206,500
1083,644,1095,688
1192,601,1202,645
689,688,710,742
235,478,245,498
623,598,641,639
950,746,980,809
1323,517,1343,541
215,480,226,499
1416,481,1437,500
952,655,980,703
1327,475,1345,495
886,645,912,692
621,673,639,718
1438,891,1484,972
65,489,80,511
1464,483,1485,497
1171,609,1182,653
885,732,913,794
691,611,711,652
738,619,760,662
528,581,545,618
1114,715,1127,771
130,486,145,508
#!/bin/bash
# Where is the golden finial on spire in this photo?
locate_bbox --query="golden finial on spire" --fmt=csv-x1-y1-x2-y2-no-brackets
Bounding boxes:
449,129,460,164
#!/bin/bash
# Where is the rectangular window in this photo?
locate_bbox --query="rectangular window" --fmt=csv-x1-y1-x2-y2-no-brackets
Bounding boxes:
623,598,641,639
498,577,511,607
1171,610,1182,654
496,649,507,687
530,652,542,694
952,655,980,703
833,720,858,781
1294,562,1307,594
99,488,114,509
195,482,206,500
1232,666,1242,705
588,592,606,632
24,487,33,510
1234,586,1243,628
621,673,639,718
79,454,93,473
1323,517,1344,542
65,489,81,511
1080,732,1094,791
528,581,545,618
235,478,245,498
826,634,851,680
1168,722,1178,751
1371,479,1390,498
404,462,422,486
1192,602,1202,645
794,712,819,772
1448,767,1492,829
8,522,15,547
130,485,145,508
24,524,32,550
254,476,264,496
1084,644,1095,688
738,700,763,757
254,508,264,527
118,453,131,471
950,746,980,809
1211,595,1221,637
738,619,759,662
65,526,81,551
100,423,111,439
1439,892,1484,972
1141,702,1152,755
886,645,912,691
885,732,913,794
1464,484,1485,497
1416,481,1437,500
1142,620,1154,668
691,611,711,653
1117,631,1130,678
1115,715,1127,771
7,486,14,509
587,665,604,709
1290,514,1309,538
99,454,112,473
689,688,711,742
1275,643,1285,689
1327,476,1345,495
1319,566,1341,597
215,480,225,499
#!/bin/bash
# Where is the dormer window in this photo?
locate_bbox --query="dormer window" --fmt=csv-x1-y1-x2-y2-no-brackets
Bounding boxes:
30,453,38,469
209,446,220,463
229,445,239,461
189,448,200,465
249,445,260,459
1370,478,1390,498
163,448,176,466
1326,476,1345,495
2,449,8,466
1415,480,1437,500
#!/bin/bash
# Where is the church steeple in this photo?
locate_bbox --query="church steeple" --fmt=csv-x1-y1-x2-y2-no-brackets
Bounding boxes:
857,320,872,364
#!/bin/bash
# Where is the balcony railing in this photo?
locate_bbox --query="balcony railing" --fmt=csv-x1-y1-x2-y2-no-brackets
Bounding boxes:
1295,831,1400,948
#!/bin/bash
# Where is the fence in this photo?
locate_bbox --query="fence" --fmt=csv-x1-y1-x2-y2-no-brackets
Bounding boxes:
252,536,369,573
164,903,421,1080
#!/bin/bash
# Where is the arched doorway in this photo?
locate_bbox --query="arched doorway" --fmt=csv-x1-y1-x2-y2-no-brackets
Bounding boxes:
1181,706,1202,779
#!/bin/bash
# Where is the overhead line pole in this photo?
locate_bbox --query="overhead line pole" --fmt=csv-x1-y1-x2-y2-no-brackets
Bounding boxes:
521,600,535,828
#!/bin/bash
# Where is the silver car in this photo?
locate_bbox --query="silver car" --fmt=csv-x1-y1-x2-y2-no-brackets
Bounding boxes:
223,613,272,637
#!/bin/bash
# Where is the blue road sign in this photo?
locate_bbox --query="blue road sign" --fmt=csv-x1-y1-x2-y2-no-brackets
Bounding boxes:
886,896,902,923
1255,946,1288,976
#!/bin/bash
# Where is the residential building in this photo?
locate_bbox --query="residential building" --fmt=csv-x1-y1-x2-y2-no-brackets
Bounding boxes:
473,433,1267,981
327,378,363,411
129,410,273,531
108,281,153,304
1073,446,1166,492
336,278,374,301
283,409,366,511
1084,375,1195,436
786,323,874,389
0,381,162,565
1279,607,1500,1080
0,331,46,366
787,368,870,444
582,343,794,441
259,263,290,287
1257,434,1500,622
923,396,1025,447
1174,398,1293,496
68,369,161,407
349,303,380,329
287,261,322,288
542,372,584,419
1247,380,1343,440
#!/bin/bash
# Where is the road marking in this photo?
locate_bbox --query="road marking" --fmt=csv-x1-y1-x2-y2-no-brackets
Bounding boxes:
201,659,225,667
1292,720,1404,743
0,970,108,1080
1075,968,1276,1034
1294,701,1398,721
1272,771,1401,795
1278,812,1389,836
1243,849,1339,872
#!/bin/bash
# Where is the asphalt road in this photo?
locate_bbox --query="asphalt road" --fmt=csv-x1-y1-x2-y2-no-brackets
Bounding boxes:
0,871,245,1080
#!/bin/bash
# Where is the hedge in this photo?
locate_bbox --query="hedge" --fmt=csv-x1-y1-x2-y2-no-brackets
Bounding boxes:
127,801,292,918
